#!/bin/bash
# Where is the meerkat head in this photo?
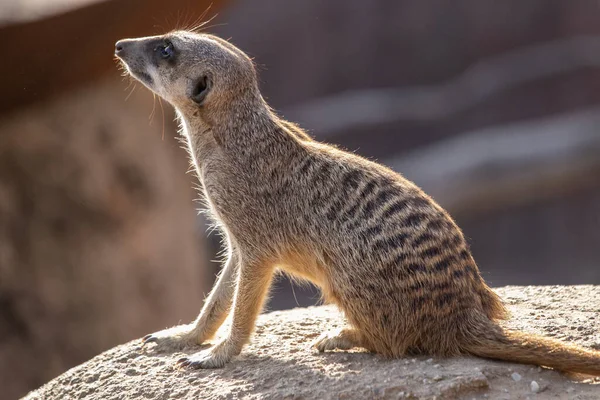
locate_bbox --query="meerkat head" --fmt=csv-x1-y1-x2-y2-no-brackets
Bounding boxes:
115,31,260,121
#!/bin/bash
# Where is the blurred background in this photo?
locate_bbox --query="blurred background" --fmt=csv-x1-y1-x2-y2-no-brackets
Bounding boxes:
2,0,600,397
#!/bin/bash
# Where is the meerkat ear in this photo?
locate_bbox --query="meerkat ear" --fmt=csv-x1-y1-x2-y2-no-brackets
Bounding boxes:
191,75,209,105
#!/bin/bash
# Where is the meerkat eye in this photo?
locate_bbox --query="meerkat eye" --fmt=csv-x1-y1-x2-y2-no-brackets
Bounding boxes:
157,40,174,59
191,76,209,105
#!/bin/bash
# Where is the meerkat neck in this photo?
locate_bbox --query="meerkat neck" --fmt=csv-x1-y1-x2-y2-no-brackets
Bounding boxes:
178,99,301,168
214,107,299,162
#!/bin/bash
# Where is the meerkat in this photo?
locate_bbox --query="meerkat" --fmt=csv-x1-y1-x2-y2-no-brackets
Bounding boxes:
114,31,600,374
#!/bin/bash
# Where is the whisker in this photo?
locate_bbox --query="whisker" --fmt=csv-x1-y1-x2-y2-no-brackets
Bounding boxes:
124,84,137,101
190,10,220,33
175,9,182,29
291,281,300,307
173,3,221,34
171,5,193,32
149,92,157,123
158,96,166,140
186,9,201,31
194,21,228,33
182,3,212,31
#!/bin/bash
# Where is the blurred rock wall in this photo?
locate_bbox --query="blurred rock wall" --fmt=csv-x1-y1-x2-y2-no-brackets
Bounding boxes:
212,0,600,301
0,78,208,399
215,0,600,152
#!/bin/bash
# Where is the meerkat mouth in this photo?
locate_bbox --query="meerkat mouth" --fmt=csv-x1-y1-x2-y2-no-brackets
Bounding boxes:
119,60,154,86
114,52,153,87
132,70,153,86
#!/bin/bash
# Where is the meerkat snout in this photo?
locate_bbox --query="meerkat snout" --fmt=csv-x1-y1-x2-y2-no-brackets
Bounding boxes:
114,37,157,87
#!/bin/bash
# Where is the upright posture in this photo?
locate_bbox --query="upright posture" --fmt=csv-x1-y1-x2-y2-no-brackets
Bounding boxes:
115,31,600,374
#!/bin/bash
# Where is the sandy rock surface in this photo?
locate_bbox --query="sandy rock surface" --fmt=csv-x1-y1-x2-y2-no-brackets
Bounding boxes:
25,286,600,400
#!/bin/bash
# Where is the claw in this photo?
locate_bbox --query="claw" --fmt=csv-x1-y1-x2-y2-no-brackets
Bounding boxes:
141,335,158,347
177,357,192,367
138,325,204,352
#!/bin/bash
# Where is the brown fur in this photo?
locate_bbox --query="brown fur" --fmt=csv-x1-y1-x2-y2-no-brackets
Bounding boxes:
115,31,600,374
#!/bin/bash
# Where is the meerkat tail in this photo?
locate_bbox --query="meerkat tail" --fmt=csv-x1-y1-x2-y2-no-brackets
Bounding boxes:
462,322,600,375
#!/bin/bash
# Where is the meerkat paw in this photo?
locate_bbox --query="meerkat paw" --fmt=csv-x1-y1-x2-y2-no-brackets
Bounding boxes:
141,324,203,351
313,328,362,352
176,340,237,369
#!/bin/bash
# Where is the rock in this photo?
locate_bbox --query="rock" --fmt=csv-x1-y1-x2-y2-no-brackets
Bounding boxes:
512,372,522,382
23,286,600,400
531,381,540,393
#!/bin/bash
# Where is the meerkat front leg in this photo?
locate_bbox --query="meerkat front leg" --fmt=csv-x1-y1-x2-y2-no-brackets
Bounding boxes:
141,247,239,351
177,255,274,368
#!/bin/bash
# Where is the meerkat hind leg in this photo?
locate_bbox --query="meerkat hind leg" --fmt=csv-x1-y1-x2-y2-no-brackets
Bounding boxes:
313,328,363,352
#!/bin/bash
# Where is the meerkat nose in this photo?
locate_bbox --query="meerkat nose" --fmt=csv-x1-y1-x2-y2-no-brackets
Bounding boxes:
115,40,128,56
